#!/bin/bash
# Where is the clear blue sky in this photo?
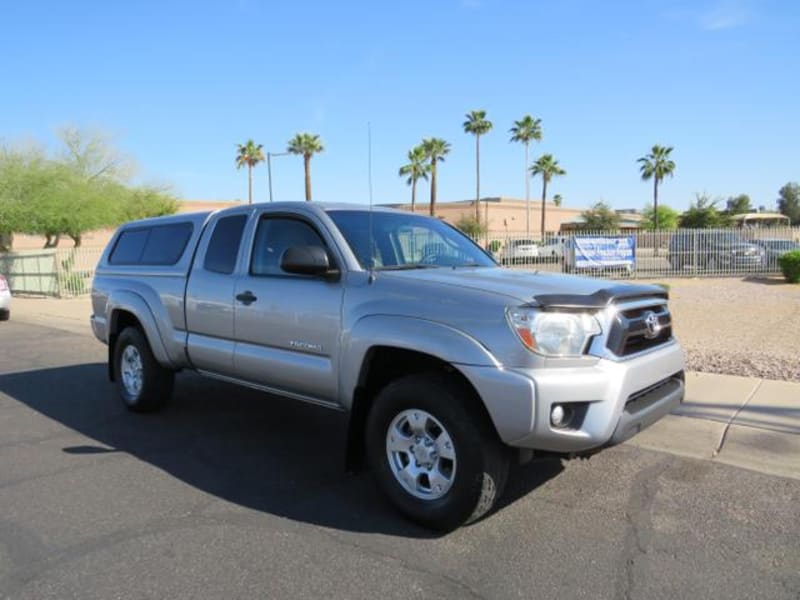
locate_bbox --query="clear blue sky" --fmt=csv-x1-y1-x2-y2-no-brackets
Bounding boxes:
2,0,798,211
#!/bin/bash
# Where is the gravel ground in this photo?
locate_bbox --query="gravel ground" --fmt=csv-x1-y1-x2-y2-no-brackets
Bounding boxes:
652,277,800,382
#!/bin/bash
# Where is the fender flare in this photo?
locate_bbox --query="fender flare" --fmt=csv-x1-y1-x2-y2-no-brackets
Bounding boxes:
339,314,499,410
106,290,174,368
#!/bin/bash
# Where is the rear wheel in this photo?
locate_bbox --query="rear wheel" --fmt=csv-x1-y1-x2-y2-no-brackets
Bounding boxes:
0,309,9,321
113,327,174,412
366,373,509,531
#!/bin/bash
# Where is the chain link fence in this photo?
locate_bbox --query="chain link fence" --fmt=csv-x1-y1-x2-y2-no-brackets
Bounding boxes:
482,226,800,279
0,247,104,297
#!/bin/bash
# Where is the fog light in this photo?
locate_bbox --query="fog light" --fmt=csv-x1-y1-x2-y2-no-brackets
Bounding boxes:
551,404,571,428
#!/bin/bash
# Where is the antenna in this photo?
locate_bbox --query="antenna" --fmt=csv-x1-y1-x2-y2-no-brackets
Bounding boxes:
367,122,376,282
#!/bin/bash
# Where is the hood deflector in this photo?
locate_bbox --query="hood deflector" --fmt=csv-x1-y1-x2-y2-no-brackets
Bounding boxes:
532,284,668,310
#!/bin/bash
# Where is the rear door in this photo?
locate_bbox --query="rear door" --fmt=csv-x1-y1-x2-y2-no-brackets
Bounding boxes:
185,210,252,373
232,211,344,404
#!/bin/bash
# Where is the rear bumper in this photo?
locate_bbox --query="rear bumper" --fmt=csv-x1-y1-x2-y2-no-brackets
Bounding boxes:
90,314,108,344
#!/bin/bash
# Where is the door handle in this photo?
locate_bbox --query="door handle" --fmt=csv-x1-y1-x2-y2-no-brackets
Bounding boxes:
236,291,257,305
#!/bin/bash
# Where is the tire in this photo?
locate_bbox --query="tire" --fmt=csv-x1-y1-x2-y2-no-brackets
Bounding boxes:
365,373,510,531
0,309,9,321
113,326,174,412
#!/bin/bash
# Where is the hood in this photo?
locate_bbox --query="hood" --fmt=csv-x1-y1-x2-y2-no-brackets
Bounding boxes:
381,267,667,308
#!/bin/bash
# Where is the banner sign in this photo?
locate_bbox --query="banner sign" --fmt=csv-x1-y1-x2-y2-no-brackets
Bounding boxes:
573,236,635,269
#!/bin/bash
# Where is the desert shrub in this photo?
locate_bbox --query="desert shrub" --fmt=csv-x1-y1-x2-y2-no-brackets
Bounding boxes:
778,249,800,283
455,216,486,238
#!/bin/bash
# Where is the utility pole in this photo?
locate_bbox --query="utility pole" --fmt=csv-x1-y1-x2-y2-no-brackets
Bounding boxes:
267,151,290,202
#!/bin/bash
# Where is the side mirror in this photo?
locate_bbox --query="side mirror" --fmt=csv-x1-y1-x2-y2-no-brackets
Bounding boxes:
280,245,339,279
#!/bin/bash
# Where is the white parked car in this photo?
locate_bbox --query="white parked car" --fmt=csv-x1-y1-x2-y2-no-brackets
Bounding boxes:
500,239,540,265
0,274,10,321
539,236,567,260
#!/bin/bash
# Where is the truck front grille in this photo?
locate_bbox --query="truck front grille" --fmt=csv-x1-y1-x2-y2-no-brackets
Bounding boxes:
606,303,672,357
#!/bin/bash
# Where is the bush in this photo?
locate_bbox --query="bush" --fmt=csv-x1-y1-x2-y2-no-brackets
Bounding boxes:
778,249,800,283
455,215,486,238
487,239,502,253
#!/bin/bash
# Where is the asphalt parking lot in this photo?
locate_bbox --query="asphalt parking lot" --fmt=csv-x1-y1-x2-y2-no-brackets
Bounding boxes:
1,319,799,599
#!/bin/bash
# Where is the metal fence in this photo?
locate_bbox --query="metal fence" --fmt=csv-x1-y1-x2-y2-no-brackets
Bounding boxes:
481,226,800,279
0,227,797,296
0,247,104,297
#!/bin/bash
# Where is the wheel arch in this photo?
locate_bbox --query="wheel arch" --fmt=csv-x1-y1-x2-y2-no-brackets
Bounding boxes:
106,291,173,380
344,345,501,473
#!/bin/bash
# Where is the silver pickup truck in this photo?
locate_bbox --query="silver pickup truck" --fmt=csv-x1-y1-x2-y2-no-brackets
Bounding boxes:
91,202,684,530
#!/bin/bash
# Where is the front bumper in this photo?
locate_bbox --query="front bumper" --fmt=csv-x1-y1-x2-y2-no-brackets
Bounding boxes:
459,340,685,453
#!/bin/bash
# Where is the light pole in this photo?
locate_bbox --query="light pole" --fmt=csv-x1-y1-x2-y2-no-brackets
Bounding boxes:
267,151,290,202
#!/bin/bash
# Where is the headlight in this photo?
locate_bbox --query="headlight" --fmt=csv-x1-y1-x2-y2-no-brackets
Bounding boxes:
507,308,601,357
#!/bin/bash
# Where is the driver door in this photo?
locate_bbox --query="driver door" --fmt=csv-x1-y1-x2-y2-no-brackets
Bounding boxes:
232,214,343,404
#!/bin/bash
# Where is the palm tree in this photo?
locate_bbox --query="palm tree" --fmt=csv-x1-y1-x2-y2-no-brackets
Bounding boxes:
421,138,451,216
509,115,543,235
637,145,676,231
235,140,265,204
463,110,493,222
530,154,566,240
287,133,325,201
398,145,430,213
552,194,563,207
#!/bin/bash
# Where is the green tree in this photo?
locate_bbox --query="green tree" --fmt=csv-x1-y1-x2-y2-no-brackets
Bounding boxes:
287,133,324,202
777,183,800,225
641,204,679,230
509,115,543,235
552,193,563,207
530,154,566,239
58,126,134,182
581,201,620,230
1,130,178,249
235,139,265,205
455,215,486,238
679,194,730,228
463,110,493,222
637,145,676,231
398,145,430,213
725,194,753,214
421,138,451,216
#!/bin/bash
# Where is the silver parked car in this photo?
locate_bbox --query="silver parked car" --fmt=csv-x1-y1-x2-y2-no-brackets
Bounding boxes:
753,239,800,268
0,274,10,321
91,203,684,530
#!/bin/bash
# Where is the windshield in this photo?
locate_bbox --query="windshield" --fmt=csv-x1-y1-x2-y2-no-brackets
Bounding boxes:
763,240,798,250
327,210,496,269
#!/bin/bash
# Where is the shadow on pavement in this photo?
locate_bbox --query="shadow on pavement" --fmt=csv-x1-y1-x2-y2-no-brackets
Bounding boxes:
0,363,563,537
742,275,789,286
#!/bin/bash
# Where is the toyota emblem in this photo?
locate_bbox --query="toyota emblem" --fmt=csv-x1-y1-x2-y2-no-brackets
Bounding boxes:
643,311,661,339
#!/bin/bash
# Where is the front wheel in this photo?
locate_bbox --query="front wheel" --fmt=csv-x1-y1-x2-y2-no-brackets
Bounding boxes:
113,327,174,412
365,373,510,531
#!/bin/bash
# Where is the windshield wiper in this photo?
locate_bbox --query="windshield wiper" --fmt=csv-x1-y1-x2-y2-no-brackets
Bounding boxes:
376,264,441,271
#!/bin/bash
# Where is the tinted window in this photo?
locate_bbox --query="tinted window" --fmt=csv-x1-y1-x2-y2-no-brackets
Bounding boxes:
109,229,149,264
109,223,193,266
204,215,247,274
140,223,193,264
250,218,327,276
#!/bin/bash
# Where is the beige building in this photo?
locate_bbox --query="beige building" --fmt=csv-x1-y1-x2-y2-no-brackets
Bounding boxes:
387,197,583,238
